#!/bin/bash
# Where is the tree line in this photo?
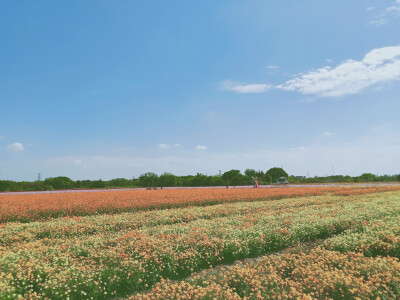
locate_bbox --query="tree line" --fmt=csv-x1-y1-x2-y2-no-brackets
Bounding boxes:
0,168,399,192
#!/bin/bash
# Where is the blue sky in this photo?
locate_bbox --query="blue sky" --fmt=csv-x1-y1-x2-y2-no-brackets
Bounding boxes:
1,0,400,181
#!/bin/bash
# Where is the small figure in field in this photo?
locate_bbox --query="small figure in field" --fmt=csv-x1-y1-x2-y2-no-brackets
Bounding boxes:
252,176,259,188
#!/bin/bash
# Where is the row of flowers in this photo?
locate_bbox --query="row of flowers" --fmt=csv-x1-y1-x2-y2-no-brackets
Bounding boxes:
1,185,400,223
133,248,400,299
1,190,399,298
0,191,370,247
323,213,400,258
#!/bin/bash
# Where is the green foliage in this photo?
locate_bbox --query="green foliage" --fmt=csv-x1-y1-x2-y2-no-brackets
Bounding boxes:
91,179,106,188
206,175,224,186
2,170,399,192
159,173,176,187
266,167,288,183
43,177,73,190
244,169,256,178
192,173,208,187
0,180,14,192
359,173,377,182
108,178,132,187
222,170,243,186
139,172,159,187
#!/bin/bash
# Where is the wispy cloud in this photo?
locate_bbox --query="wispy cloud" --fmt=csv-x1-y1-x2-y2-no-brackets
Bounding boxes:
221,81,272,94
278,45,400,97
322,131,337,137
387,0,400,12
369,1,400,26
369,18,388,26
366,6,375,11
159,143,181,149
158,144,170,149
266,65,279,69
35,127,399,180
7,142,24,152
195,145,208,150
289,146,307,151
223,46,400,98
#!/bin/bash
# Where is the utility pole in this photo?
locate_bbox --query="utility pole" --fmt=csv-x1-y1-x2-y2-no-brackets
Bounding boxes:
38,173,41,181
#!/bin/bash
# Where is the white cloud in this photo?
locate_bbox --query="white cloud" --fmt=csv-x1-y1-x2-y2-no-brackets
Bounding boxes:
266,65,279,69
221,81,272,94
366,6,375,11
322,131,337,137
289,146,307,151
2,125,399,180
42,130,399,179
277,45,400,97
222,46,400,98
7,142,24,152
387,6,400,12
159,143,181,149
158,144,171,149
195,145,208,150
369,1,400,26
387,0,400,12
369,18,388,26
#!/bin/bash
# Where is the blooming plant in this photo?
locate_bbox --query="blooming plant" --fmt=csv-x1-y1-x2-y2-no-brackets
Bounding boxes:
0,187,400,299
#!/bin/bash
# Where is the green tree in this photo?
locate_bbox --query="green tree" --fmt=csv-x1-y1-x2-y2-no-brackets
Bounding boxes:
92,179,106,188
159,173,176,187
264,174,272,184
0,180,14,192
222,169,242,186
139,172,159,187
244,169,256,178
43,177,73,190
244,169,257,185
359,173,376,182
192,173,208,187
266,167,288,183
206,175,224,186
108,178,131,187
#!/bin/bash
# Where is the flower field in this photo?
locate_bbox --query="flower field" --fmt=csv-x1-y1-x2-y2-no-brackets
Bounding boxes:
1,185,400,223
1,186,400,299
133,249,400,299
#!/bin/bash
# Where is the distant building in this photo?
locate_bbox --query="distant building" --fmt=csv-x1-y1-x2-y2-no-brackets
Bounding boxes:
277,177,289,184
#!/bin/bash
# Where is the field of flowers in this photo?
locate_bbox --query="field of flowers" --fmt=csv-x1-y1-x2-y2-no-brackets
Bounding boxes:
1,186,400,299
133,249,400,299
323,214,400,258
1,185,400,223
